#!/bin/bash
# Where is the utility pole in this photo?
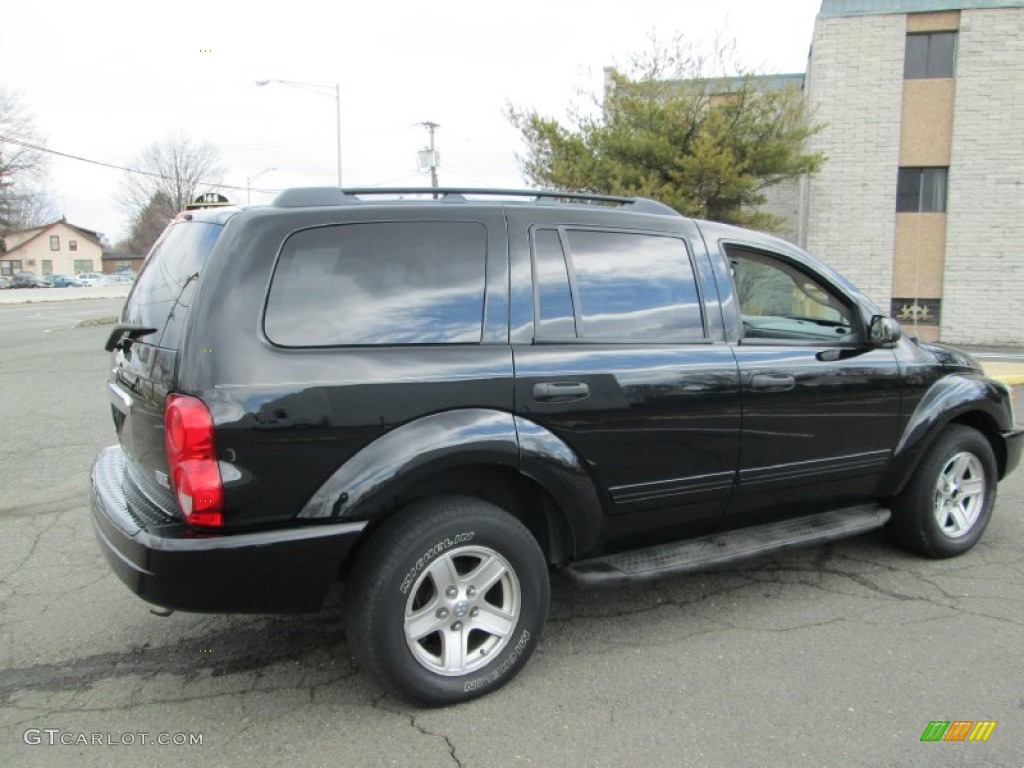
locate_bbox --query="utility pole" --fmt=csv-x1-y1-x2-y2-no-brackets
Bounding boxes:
419,121,440,196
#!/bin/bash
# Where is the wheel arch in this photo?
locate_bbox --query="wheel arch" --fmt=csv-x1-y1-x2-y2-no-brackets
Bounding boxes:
299,409,605,565
883,374,1014,496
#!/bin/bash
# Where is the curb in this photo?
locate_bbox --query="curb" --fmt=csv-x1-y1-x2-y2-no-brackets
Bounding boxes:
77,316,119,328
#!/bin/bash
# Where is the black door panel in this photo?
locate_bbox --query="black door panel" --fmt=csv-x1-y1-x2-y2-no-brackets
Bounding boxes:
717,238,904,526
508,209,741,551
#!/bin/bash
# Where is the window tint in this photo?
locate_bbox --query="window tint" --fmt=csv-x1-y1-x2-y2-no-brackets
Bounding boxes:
729,247,856,343
266,222,486,346
905,32,956,79
123,221,223,349
533,229,576,338
565,230,703,341
897,167,947,212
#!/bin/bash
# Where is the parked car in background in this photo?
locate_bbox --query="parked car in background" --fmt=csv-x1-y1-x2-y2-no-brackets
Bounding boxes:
46,275,85,287
12,272,50,288
75,272,108,286
105,273,135,284
0,277,11,289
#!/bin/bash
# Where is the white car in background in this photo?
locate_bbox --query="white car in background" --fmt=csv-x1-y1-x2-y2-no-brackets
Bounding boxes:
75,272,109,286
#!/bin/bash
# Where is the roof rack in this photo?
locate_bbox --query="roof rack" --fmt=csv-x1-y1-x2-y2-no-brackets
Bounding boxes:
271,187,680,217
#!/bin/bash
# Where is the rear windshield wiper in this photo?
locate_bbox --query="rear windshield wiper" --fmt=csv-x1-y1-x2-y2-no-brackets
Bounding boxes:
104,323,158,352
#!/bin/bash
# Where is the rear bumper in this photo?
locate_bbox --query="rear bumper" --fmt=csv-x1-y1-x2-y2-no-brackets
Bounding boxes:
89,446,366,613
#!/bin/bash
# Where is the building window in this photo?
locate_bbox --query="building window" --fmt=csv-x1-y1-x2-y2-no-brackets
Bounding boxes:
1,260,22,276
73,260,94,273
904,32,956,79
50,235,60,251
41,260,53,275
897,167,948,212
69,240,78,251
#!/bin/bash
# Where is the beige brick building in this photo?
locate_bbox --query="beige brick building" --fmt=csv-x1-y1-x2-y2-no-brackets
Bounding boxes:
1,219,104,279
800,0,1024,345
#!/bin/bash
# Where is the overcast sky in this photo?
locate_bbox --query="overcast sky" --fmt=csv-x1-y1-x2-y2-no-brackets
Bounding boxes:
5,0,822,243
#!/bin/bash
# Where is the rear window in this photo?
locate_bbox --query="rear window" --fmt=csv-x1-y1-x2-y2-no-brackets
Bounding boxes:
122,221,223,349
533,229,704,342
264,221,487,346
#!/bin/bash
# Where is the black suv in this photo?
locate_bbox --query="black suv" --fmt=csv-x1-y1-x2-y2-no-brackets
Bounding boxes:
91,187,1022,706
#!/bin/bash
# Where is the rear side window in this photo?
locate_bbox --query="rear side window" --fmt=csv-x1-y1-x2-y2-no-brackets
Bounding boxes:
265,221,487,346
533,229,577,339
533,229,703,342
123,221,223,350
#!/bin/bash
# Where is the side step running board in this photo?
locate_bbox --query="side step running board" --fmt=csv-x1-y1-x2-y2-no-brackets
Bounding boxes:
564,505,890,588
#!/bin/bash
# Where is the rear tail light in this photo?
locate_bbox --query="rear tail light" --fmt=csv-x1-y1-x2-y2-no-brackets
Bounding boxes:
164,394,223,527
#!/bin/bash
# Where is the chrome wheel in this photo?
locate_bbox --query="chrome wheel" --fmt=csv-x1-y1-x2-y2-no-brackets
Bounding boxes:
933,451,986,539
403,545,520,676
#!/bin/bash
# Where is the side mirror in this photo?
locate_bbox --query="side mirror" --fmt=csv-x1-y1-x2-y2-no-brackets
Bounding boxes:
869,315,902,346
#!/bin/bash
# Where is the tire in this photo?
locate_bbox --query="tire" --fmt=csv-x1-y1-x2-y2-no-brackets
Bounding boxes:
888,425,997,558
345,496,549,706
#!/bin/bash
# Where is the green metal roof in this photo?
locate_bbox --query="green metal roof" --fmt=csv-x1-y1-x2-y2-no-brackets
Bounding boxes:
820,0,1024,16
660,73,806,93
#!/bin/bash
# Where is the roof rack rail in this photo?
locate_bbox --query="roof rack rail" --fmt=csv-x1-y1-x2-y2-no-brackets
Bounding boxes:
272,187,680,216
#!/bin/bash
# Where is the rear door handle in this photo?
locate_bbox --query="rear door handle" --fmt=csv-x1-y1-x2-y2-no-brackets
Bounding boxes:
750,373,796,392
533,382,590,402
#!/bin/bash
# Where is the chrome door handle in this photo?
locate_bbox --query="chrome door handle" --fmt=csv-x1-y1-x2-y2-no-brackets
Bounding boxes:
532,382,590,402
750,374,796,392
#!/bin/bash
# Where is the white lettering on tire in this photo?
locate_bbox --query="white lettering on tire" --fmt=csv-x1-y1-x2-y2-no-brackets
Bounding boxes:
399,532,475,595
463,630,531,692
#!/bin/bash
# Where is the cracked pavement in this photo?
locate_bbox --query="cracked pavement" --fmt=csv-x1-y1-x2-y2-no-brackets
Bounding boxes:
1,301,1022,766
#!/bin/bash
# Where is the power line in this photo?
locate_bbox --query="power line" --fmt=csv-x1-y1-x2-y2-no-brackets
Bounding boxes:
0,134,258,193
444,167,496,186
0,134,470,198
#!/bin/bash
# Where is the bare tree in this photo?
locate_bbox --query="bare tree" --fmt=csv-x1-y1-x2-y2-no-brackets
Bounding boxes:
119,132,225,226
0,86,54,232
2,190,58,234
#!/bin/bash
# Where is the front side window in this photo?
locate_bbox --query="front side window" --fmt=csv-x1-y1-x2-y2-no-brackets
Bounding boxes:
904,32,956,79
50,235,60,251
729,246,857,343
557,230,703,342
897,167,948,212
265,221,487,346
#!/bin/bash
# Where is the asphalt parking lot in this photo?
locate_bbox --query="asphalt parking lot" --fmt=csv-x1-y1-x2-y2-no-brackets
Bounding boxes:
1,300,1022,767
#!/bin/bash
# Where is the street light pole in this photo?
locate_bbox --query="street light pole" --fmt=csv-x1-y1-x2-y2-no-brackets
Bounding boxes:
246,167,276,205
335,83,342,189
255,79,342,187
